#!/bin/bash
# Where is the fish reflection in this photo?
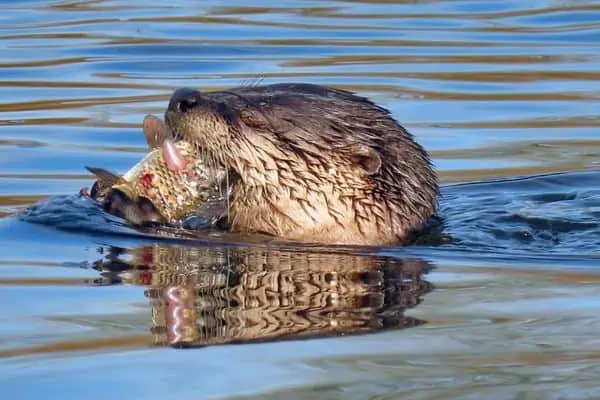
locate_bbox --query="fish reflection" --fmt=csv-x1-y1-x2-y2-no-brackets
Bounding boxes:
91,245,434,348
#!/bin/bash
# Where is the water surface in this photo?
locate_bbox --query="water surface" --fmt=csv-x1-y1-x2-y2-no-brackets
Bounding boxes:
1,0,600,399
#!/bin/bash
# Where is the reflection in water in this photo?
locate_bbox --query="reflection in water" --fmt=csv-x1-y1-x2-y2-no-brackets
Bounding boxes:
91,245,433,347
2,0,600,398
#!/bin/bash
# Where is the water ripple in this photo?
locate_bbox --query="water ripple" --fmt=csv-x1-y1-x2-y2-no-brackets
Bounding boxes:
2,1,600,399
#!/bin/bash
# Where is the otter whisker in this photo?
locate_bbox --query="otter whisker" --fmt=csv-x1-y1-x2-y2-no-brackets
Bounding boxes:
240,74,265,88
225,164,230,224
162,83,438,245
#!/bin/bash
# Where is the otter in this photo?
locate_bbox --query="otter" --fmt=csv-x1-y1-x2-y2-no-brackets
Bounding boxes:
154,83,439,246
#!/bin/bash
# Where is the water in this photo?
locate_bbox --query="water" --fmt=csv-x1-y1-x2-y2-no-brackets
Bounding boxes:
1,0,600,398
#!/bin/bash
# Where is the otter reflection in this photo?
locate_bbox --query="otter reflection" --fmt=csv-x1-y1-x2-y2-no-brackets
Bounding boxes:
92,245,434,348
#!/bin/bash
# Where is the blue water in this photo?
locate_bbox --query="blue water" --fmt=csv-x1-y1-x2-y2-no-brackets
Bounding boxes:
1,1,600,399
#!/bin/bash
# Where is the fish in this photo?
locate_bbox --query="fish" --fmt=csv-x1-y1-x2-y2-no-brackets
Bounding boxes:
85,114,228,227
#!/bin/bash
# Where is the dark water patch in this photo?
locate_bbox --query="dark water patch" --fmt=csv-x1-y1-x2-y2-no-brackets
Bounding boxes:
439,170,600,254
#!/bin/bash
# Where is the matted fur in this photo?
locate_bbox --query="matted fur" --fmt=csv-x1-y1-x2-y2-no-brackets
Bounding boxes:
165,83,439,245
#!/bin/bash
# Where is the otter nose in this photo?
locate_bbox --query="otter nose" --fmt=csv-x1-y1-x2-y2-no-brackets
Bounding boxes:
168,88,202,113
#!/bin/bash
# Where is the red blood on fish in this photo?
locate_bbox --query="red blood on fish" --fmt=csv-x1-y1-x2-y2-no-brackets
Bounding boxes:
141,247,154,265
139,270,153,285
140,172,154,189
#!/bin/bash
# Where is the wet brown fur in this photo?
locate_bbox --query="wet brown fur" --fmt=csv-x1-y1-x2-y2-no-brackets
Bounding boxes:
164,83,439,246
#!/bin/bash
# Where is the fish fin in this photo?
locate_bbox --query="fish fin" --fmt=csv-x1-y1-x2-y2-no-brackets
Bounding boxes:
142,114,170,149
85,166,126,186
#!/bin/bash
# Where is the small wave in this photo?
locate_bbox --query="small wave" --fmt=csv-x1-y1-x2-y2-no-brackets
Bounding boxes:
17,170,600,259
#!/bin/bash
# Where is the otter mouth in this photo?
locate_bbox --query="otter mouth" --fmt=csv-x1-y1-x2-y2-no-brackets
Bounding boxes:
164,105,232,190
161,137,189,172
143,112,191,174
163,86,231,170
85,113,231,229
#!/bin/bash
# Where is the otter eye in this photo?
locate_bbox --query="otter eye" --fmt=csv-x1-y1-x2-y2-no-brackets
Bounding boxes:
176,96,198,113
169,88,202,113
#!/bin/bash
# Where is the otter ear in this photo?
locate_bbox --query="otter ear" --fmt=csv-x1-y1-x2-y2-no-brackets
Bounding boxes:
349,144,381,175
239,108,270,129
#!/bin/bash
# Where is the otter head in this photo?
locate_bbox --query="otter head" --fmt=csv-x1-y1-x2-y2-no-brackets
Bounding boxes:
164,83,439,245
